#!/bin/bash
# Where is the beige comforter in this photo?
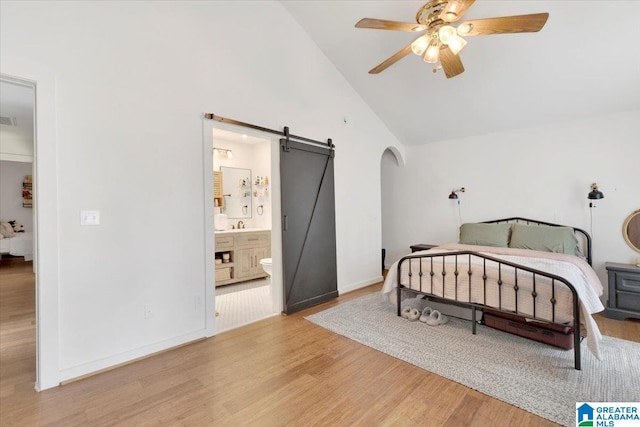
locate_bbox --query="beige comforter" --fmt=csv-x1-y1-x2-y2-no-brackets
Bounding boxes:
382,244,605,358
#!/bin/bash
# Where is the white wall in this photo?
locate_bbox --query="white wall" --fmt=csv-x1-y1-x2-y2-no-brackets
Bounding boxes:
382,110,640,298
0,1,404,388
0,160,33,231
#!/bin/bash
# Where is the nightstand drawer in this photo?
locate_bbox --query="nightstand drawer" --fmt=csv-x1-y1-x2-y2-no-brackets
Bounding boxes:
614,272,640,293
605,262,640,320
614,290,640,312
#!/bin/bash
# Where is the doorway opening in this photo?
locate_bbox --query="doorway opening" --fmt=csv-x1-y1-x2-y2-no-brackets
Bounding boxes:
0,76,37,388
380,147,404,272
209,126,282,333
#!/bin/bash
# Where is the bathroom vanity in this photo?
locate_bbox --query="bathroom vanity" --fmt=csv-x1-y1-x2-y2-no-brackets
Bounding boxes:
215,229,271,287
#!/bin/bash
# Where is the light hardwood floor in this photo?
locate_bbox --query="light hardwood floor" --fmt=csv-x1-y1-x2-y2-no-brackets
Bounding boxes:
1,260,639,426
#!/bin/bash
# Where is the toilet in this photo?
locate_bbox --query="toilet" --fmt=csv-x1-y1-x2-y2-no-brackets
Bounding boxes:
259,258,272,276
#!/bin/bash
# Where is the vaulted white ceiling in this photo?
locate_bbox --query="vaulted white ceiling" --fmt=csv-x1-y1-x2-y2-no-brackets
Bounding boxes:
282,1,640,145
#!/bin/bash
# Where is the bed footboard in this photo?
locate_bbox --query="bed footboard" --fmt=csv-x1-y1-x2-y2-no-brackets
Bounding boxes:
396,250,582,370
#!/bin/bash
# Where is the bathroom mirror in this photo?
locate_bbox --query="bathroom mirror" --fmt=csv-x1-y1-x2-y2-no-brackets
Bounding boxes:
220,166,252,219
622,209,640,253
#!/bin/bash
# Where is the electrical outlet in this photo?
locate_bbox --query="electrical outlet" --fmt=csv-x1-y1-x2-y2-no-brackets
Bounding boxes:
194,295,203,308
144,304,153,319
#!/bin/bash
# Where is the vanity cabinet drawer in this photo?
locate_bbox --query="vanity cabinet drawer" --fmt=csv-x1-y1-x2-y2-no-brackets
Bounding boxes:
236,232,270,247
215,236,235,249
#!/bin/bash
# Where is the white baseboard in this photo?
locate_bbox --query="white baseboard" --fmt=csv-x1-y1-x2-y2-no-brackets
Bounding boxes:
339,275,383,295
58,330,206,384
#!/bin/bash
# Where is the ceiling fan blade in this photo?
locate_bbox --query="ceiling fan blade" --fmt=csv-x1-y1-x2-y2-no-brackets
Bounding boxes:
439,46,465,79
369,43,413,74
440,0,476,23
356,18,427,32
457,13,549,36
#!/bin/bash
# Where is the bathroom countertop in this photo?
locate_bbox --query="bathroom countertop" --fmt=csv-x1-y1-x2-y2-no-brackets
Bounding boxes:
214,228,271,235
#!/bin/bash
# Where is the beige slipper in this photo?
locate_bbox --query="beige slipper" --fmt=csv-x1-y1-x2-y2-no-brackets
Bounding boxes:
419,306,433,323
407,307,421,322
426,310,448,326
401,306,412,319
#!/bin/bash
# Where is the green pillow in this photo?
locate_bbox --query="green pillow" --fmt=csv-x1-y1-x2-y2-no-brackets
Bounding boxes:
509,224,579,255
459,223,511,247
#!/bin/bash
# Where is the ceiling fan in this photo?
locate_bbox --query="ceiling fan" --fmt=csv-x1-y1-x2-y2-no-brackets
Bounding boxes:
355,0,549,78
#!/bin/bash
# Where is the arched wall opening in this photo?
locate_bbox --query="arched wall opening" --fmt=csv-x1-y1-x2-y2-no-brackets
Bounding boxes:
380,147,405,271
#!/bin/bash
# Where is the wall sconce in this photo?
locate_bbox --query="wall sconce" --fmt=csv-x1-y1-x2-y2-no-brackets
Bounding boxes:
448,187,466,225
587,182,604,203
448,187,465,199
587,182,604,238
213,147,233,159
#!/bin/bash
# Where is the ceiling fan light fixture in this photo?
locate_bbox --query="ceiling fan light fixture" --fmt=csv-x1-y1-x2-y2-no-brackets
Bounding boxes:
447,34,467,55
438,25,466,55
355,3,550,78
457,22,473,35
423,41,440,63
438,25,457,44
410,35,429,56
441,0,463,21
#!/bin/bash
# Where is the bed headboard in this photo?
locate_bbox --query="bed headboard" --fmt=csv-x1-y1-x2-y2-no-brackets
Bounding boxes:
482,217,593,266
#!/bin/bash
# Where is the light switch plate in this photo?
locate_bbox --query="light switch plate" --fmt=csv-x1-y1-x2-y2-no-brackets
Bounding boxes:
80,210,100,226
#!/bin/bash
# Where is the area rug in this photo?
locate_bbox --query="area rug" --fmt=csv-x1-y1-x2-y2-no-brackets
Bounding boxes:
305,293,640,426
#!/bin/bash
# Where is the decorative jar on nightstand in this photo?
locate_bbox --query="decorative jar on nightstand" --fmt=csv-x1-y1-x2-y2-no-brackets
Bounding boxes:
605,262,640,320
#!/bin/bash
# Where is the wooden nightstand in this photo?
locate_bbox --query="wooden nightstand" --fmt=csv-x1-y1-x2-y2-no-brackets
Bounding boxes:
605,262,640,320
410,244,437,253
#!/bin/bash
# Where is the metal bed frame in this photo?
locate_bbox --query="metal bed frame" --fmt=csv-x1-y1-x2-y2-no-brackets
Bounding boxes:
395,217,592,370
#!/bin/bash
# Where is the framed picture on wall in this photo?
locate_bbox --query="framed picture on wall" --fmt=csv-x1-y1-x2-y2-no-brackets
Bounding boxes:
22,175,32,208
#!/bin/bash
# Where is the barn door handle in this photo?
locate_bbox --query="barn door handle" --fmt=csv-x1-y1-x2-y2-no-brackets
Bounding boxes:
284,215,288,231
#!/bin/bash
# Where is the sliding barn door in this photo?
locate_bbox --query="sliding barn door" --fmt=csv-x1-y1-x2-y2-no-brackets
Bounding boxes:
280,138,337,314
